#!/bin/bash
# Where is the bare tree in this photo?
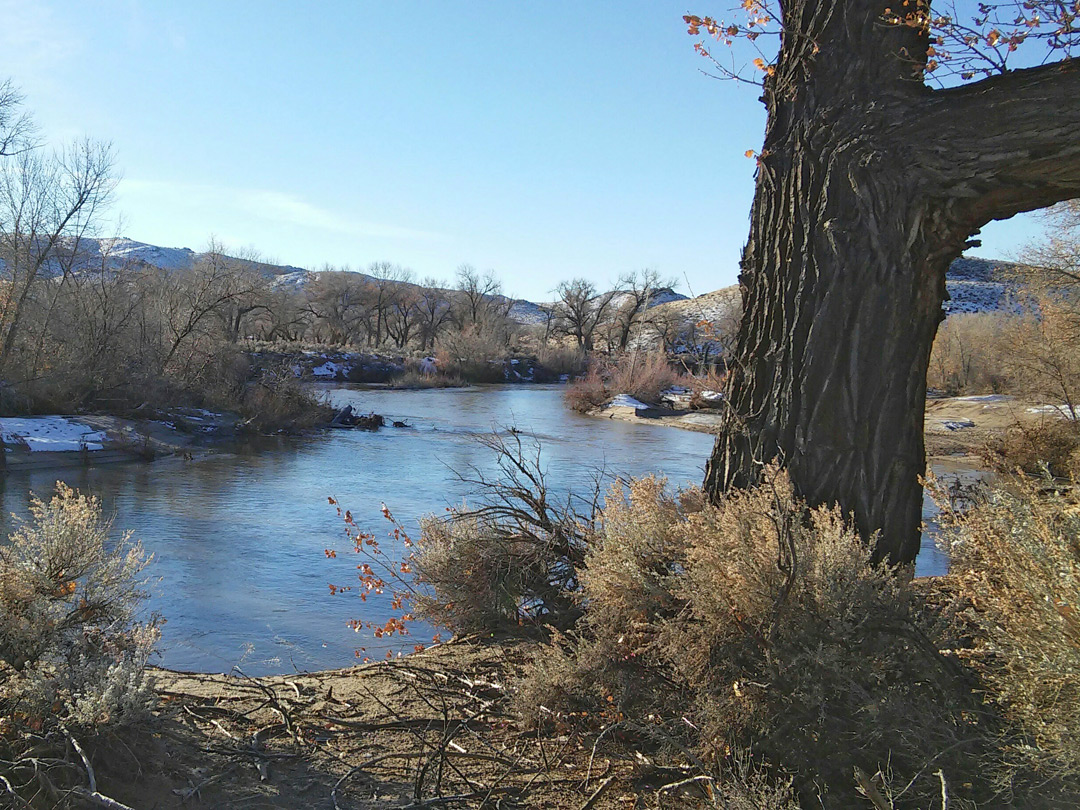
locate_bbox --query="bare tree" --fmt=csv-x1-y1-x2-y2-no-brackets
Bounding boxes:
0,136,115,370
611,268,677,351
415,278,454,352
554,278,618,352
454,264,502,334
303,269,369,345
366,261,410,347
0,80,35,157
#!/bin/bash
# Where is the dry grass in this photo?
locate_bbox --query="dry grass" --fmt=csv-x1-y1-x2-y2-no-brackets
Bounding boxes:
981,416,1080,477
387,369,468,389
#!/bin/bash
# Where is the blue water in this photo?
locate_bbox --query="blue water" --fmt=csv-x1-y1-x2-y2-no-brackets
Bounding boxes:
0,384,961,675
0,386,717,674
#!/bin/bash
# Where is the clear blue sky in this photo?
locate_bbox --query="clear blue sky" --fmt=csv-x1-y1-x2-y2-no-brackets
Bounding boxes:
1,0,1042,300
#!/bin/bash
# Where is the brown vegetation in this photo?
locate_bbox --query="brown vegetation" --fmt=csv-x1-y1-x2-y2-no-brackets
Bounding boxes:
564,351,682,413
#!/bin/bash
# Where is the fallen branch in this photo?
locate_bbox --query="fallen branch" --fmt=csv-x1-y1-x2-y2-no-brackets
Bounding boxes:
69,787,138,810
579,774,617,810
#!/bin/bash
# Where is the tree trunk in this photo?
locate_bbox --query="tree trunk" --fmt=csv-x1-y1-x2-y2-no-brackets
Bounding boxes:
703,0,1080,564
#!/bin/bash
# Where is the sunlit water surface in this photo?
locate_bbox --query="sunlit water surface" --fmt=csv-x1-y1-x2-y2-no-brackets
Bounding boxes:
0,385,960,675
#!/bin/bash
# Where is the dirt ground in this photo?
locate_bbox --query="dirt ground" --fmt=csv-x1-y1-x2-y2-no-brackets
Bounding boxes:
601,393,1055,466
84,637,682,810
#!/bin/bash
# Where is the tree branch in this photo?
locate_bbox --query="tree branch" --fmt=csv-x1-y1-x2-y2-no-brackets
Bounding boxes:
915,58,1080,224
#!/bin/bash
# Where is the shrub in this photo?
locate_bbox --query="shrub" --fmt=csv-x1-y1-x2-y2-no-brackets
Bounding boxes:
434,333,508,383
608,351,677,404
413,434,593,632
517,468,996,808
535,344,587,379
236,363,335,432
563,365,610,412
981,416,1080,477
934,475,1080,799
0,483,159,729
563,352,681,413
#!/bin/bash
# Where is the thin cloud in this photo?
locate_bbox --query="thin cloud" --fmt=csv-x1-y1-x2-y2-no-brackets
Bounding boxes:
0,0,82,73
119,179,444,242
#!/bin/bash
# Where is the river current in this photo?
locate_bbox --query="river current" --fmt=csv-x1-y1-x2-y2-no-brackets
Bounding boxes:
0,385,952,675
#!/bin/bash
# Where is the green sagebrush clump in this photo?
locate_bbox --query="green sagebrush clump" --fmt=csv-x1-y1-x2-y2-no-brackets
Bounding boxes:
516,469,996,809
0,483,159,729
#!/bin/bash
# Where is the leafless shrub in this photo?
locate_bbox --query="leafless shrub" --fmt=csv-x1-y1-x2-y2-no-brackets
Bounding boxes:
981,416,1080,477
413,433,596,632
535,344,586,378
236,363,334,432
608,350,677,404
563,365,610,412
435,333,509,383
564,351,681,412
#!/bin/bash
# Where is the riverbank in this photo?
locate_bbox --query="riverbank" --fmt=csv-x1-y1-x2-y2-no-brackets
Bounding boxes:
72,571,970,810
589,392,1061,463
90,635,645,809
0,410,246,471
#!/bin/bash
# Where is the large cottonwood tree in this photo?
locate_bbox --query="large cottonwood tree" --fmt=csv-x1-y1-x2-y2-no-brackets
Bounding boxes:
693,1,1080,563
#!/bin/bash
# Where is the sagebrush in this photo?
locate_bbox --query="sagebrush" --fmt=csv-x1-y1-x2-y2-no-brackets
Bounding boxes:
0,483,159,728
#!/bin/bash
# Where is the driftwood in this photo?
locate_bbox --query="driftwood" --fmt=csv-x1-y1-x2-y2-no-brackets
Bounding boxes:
330,405,384,430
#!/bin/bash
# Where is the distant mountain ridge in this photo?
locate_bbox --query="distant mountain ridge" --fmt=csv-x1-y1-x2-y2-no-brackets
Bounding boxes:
38,237,1019,323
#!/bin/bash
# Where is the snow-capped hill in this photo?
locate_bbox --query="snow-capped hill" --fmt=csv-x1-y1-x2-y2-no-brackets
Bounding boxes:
506,299,551,326
35,236,310,280
94,237,199,271
271,270,315,291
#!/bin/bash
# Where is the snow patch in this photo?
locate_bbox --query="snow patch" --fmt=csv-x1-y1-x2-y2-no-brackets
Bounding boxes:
607,394,651,410
313,361,349,378
1027,405,1079,420
1,417,107,452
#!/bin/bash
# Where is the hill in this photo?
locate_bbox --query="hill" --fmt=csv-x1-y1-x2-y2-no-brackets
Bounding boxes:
32,237,1021,326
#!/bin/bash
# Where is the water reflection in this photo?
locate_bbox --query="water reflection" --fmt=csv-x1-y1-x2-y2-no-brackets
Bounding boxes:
0,385,968,674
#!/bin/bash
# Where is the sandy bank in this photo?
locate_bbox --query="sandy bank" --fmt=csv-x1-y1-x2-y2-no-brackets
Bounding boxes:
592,393,1063,463
84,636,642,809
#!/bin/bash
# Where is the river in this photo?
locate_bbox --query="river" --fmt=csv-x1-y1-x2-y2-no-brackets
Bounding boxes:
0,385,955,675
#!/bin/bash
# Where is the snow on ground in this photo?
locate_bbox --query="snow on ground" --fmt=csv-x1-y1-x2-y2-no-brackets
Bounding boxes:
0,417,107,452
954,394,1011,402
1027,404,1079,419
607,394,651,410
313,361,349,378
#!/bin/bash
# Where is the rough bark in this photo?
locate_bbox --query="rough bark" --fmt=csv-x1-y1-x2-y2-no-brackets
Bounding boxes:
704,0,1080,564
